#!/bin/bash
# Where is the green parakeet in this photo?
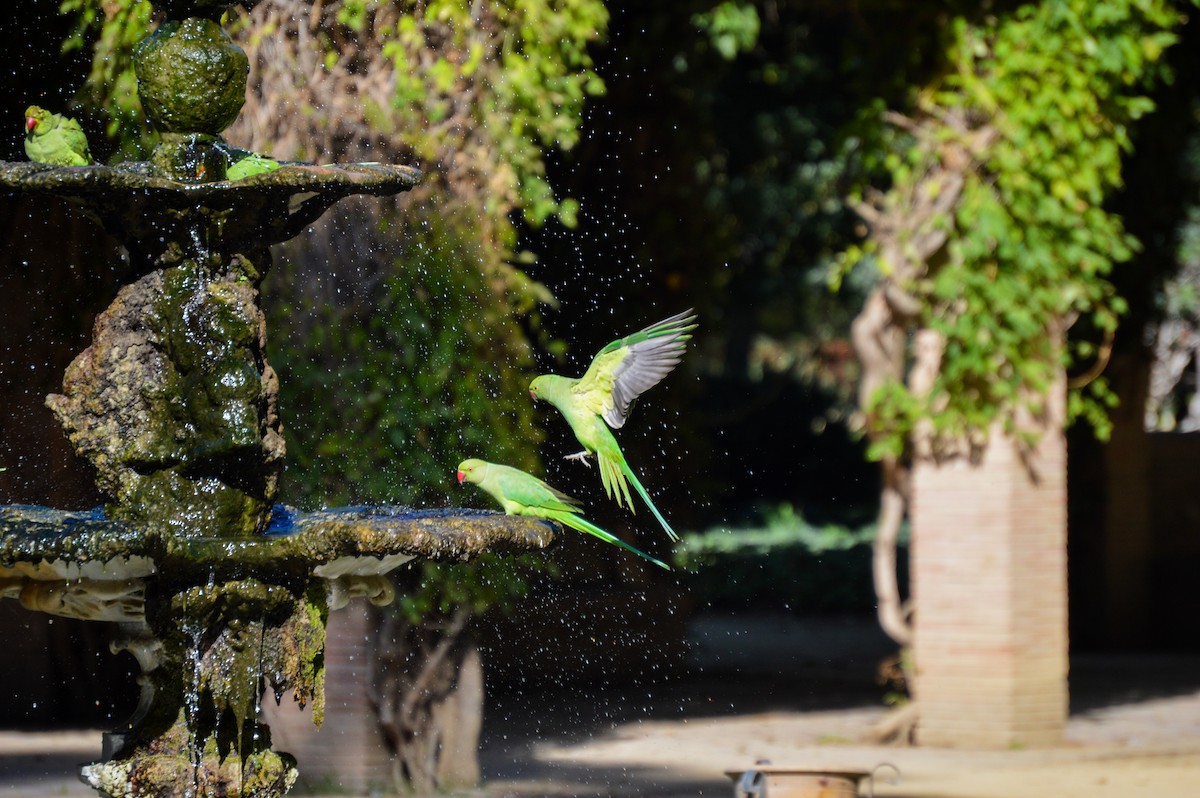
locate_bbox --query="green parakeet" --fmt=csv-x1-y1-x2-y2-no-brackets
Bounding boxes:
212,142,281,180
456,458,670,570
529,309,697,542
224,150,281,180
23,106,93,166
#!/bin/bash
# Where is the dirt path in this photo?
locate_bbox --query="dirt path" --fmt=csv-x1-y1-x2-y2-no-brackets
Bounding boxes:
474,616,1200,797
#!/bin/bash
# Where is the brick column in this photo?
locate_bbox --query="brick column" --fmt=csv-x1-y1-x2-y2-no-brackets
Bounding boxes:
263,601,392,793
911,394,1068,748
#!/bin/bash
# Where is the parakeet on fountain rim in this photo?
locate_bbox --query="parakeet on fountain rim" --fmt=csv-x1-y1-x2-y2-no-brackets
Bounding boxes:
218,143,282,180
529,309,697,543
23,105,93,166
456,458,671,570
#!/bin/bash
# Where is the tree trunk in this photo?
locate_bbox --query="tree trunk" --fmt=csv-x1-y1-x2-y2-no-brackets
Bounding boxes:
370,605,484,794
432,644,484,789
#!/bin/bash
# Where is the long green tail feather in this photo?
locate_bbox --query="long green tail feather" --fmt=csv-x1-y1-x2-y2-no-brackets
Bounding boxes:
546,509,671,571
599,455,635,510
621,461,679,542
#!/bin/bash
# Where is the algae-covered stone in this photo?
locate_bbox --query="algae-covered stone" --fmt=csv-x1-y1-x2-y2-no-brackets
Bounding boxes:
81,712,298,798
271,584,328,726
150,132,229,183
46,263,282,537
135,17,248,135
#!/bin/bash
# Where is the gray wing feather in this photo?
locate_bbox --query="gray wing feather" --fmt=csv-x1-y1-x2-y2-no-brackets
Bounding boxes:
603,311,696,428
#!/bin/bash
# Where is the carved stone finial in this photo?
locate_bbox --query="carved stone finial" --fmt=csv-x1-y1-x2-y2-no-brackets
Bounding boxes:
134,17,249,137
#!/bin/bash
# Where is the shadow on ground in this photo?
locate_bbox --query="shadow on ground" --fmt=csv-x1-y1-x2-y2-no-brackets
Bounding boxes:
3,613,1200,798
1069,653,1200,713
479,613,895,794
477,613,1200,797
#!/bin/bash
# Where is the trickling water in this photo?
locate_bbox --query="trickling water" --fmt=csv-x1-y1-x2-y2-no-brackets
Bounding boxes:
184,619,204,798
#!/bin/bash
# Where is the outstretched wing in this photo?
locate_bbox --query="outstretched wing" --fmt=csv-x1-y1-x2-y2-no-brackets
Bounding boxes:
575,309,697,429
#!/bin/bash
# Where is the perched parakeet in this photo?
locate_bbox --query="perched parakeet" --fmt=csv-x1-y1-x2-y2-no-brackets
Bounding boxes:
529,309,697,542
23,106,93,166
224,150,282,180
456,458,670,570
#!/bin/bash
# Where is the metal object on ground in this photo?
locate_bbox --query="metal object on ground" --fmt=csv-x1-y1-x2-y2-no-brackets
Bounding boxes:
726,762,881,798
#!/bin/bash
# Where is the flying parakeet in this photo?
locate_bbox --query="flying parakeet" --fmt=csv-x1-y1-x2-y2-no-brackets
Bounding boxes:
456,458,670,570
529,309,697,542
23,106,93,166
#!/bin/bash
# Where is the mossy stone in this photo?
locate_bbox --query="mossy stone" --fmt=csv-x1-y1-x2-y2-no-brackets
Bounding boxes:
112,470,270,538
150,133,228,183
134,18,249,135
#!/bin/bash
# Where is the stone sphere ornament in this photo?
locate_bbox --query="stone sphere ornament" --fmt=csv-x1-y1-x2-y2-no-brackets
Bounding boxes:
134,17,249,135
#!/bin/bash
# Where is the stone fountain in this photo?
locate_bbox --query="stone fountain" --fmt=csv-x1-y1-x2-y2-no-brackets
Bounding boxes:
0,1,553,796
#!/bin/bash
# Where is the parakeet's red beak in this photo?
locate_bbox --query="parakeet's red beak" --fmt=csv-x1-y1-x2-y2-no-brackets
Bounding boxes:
529,389,537,399
456,470,466,484
25,117,36,134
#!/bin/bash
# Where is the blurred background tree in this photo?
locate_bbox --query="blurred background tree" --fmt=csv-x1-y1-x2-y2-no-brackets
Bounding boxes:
830,0,1194,739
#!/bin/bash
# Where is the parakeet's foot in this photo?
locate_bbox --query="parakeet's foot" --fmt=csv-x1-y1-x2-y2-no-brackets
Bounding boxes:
564,451,593,467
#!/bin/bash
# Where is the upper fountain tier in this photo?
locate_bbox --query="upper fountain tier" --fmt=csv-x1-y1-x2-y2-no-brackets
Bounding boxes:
0,157,424,537
0,160,420,264
0,0,417,538
0,0,429,536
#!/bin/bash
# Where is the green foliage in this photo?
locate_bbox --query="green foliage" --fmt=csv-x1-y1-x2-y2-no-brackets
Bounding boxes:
60,0,607,232
1164,116,1200,317
676,504,905,612
838,0,1187,453
311,0,607,231
391,553,549,626
270,215,540,509
682,4,907,410
266,208,547,621
693,1,760,61
59,0,154,158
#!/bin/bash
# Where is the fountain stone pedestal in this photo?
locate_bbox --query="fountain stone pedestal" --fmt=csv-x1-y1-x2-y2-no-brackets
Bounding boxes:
0,504,550,798
0,2,555,796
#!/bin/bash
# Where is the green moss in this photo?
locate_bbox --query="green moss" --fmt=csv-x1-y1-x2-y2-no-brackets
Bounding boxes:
150,133,228,183
281,585,327,727
170,581,297,761
171,579,294,625
240,749,299,796
134,17,248,135
112,470,270,539
90,261,278,537
83,710,298,798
